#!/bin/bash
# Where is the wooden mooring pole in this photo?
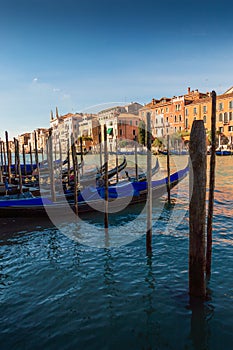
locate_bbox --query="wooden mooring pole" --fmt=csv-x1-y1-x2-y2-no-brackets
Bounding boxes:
48,129,56,202
206,91,217,279
135,137,138,181
115,136,119,183
22,144,27,176
5,131,11,184
15,138,23,194
166,134,171,203
189,120,207,298
34,131,39,172
29,143,33,174
104,125,109,229
146,112,152,255
71,135,78,215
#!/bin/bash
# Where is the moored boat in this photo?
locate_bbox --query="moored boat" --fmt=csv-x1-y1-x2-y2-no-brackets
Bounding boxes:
0,163,189,217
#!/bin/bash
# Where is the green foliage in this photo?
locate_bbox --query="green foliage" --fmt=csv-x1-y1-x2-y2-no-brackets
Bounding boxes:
138,121,146,146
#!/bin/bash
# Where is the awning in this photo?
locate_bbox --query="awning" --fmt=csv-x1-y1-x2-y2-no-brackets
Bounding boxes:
107,128,113,135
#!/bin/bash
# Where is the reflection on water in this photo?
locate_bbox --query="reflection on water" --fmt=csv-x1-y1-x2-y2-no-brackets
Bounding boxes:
0,156,233,349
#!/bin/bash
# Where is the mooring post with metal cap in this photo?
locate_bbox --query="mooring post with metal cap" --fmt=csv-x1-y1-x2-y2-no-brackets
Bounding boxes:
206,91,217,279
189,120,206,298
104,124,109,229
146,112,152,255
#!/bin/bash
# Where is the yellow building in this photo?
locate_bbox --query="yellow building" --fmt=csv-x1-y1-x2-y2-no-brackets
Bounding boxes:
185,88,233,145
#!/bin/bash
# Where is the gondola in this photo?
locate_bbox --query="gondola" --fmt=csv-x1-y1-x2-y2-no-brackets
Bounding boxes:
0,163,189,217
125,158,160,182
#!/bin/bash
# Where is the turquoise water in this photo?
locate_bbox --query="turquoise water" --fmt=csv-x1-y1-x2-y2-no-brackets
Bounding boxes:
0,155,233,349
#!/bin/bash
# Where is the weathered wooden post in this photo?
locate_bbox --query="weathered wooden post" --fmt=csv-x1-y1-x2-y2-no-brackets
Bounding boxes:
115,136,119,183
34,131,39,172
67,139,71,186
2,142,6,169
71,134,78,215
80,136,84,176
99,130,103,173
15,138,23,194
48,129,56,202
134,136,138,181
206,91,217,279
167,134,171,203
22,144,27,176
29,143,33,174
104,124,109,229
5,131,11,184
146,112,152,255
189,120,206,298
14,138,18,178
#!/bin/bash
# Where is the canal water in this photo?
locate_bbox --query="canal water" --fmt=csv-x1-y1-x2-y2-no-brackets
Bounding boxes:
0,155,232,349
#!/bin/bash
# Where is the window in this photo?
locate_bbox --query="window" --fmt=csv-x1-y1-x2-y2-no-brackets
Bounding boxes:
219,127,224,133
174,115,177,123
161,108,164,113
224,112,228,123
203,115,206,123
219,113,223,122
136,121,138,126
229,101,233,109
179,126,182,131
133,129,136,136
166,108,169,113
185,108,188,117
156,118,158,124
193,107,197,115
194,117,196,121
130,120,132,126
119,129,122,136
179,115,182,122
161,117,163,124
174,127,177,132
176,104,181,111
219,102,223,111
185,118,188,129
166,128,169,134
229,112,233,121
203,105,207,113
228,126,233,132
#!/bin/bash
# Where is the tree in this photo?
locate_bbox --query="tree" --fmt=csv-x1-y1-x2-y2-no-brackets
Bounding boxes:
138,121,146,146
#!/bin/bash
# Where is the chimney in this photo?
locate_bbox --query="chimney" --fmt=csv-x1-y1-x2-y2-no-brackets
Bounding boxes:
187,87,191,94
152,98,155,105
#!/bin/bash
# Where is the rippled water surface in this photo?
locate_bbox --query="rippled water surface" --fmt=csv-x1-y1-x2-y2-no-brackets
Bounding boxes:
0,155,233,349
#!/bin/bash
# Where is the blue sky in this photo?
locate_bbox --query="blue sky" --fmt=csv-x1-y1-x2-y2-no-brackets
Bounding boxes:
0,0,233,139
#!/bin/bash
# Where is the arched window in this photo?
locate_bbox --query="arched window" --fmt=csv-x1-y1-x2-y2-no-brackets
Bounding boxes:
203,115,206,123
174,115,177,123
219,113,223,122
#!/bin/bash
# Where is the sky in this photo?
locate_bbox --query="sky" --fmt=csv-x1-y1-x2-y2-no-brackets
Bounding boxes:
0,0,233,140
